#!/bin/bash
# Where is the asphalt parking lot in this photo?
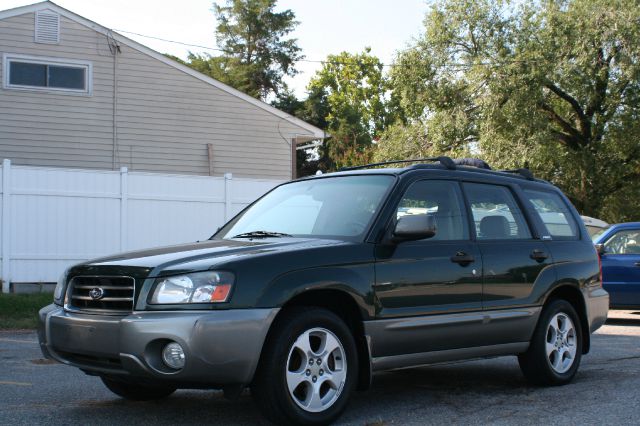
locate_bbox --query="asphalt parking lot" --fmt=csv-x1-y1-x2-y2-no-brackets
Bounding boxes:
1,311,638,426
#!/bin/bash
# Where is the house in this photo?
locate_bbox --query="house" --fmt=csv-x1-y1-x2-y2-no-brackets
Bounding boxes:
0,1,324,180
0,1,327,292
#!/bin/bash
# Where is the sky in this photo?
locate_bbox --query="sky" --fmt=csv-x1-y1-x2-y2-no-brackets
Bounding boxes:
1,0,429,97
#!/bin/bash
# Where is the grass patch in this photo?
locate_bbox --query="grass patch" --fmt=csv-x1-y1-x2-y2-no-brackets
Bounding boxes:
0,292,52,329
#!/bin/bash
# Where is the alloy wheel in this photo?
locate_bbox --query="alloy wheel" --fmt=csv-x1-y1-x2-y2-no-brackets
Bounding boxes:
285,327,347,413
545,312,577,374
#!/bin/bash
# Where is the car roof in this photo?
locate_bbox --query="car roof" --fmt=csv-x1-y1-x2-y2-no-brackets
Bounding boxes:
609,222,640,229
298,163,552,185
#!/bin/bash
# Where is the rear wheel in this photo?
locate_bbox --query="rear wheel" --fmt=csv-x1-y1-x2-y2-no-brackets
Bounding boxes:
101,376,176,401
251,307,358,425
518,299,583,386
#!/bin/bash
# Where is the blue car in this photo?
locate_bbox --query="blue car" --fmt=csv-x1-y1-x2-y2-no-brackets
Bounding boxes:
593,222,640,309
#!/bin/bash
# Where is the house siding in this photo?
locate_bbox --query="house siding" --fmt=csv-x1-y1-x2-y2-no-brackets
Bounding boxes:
0,11,314,179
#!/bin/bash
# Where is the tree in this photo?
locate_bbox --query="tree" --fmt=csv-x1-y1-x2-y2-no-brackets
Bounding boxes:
376,0,640,221
167,52,246,90
211,0,303,99
267,88,324,177
306,49,399,170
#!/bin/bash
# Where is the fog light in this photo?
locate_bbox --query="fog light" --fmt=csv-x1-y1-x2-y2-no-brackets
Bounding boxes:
162,342,185,370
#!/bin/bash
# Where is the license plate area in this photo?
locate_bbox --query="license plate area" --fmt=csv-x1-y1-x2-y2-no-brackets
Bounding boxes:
50,314,121,357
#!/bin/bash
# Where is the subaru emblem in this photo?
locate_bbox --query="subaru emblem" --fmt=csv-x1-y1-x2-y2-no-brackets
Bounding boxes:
89,287,105,300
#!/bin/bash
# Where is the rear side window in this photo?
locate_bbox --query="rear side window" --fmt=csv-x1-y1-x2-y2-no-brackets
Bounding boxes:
523,189,578,239
463,183,532,240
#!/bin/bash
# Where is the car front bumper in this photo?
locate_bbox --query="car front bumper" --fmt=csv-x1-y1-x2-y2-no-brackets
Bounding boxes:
38,304,279,387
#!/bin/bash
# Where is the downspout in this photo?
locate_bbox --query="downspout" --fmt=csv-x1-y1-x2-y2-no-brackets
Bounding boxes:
112,46,117,170
108,33,121,170
291,137,296,179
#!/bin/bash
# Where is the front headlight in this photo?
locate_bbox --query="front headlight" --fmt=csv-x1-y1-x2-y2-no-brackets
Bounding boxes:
53,270,68,306
149,271,234,304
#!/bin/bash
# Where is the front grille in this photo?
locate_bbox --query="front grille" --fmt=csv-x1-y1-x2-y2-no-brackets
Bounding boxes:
67,276,135,313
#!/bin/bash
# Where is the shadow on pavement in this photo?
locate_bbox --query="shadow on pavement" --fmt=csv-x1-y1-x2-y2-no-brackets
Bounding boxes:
606,317,640,326
67,390,269,426
63,361,531,425
58,333,639,425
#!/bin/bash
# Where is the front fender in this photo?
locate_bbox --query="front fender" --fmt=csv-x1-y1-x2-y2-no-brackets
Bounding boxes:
255,264,377,319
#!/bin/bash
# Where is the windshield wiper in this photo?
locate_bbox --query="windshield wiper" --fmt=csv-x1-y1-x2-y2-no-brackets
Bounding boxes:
232,230,293,239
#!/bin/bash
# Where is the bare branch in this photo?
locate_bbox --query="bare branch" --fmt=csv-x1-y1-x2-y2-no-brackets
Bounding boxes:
538,102,584,149
548,129,581,151
585,46,616,119
544,81,591,142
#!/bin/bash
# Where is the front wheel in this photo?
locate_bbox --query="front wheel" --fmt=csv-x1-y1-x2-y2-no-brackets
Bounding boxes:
101,376,176,401
518,299,583,386
251,307,358,425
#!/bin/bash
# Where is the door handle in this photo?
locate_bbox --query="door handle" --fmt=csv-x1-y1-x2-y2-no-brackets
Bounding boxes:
530,249,549,262
634,262,640,267
451,251,475,265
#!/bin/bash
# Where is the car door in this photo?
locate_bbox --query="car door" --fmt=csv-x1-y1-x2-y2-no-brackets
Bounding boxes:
372,179,483,357
600,228,640,307
461,182,551,346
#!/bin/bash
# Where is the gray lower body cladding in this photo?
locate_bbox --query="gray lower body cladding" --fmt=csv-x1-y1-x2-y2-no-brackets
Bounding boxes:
364,307,542,364
38,304,279,387
365,290,609,370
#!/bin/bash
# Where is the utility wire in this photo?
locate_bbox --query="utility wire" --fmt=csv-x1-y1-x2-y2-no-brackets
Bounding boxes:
113,28,537,69
114,28,398,67
114,29,227,53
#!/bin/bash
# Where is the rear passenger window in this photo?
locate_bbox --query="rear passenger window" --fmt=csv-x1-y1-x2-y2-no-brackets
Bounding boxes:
396,180,469,241
463,183,531,240
524,189,578,239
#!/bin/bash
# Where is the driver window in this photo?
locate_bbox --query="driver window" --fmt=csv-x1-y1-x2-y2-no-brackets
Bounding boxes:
604,229,640,255
396,180,469,241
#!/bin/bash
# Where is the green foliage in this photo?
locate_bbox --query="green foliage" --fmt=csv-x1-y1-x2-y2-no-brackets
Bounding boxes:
377,0,640,221
170,1,301,99
271,89,326,177
305,49,398,170
212,0,302,99
0,292,51,329
173,52,251,92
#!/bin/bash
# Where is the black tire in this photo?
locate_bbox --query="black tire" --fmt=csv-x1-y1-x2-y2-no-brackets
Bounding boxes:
101,376,176,401
518,299,583,386
251,307,358,426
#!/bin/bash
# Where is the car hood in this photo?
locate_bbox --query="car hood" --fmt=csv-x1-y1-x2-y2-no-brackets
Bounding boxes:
72,238,349,278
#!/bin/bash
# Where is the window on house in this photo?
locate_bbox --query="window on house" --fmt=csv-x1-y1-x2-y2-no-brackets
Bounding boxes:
4,55,91,94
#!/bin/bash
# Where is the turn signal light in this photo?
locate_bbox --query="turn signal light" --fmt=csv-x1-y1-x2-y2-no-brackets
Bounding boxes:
211,284,232,302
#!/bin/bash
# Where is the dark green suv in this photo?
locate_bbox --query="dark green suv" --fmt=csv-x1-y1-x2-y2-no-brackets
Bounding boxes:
38,157,609,425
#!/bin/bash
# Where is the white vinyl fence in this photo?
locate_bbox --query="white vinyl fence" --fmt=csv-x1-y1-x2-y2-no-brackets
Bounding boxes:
0,159,282,291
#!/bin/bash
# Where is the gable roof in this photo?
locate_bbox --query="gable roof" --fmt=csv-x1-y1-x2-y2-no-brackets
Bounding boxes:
0,1,325,143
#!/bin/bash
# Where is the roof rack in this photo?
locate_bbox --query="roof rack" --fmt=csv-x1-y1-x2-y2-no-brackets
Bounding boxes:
339,156,456,171
499,168,535,180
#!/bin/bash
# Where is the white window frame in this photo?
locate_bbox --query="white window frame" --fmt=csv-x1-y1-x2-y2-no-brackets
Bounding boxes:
2,53,92,95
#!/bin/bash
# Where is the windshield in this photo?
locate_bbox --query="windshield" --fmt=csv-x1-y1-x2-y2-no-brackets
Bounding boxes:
590,226,610,242
215,175,394,241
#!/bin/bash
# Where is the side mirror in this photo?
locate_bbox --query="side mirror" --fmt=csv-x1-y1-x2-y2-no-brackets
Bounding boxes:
595,243,606,255
392,214,436,243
